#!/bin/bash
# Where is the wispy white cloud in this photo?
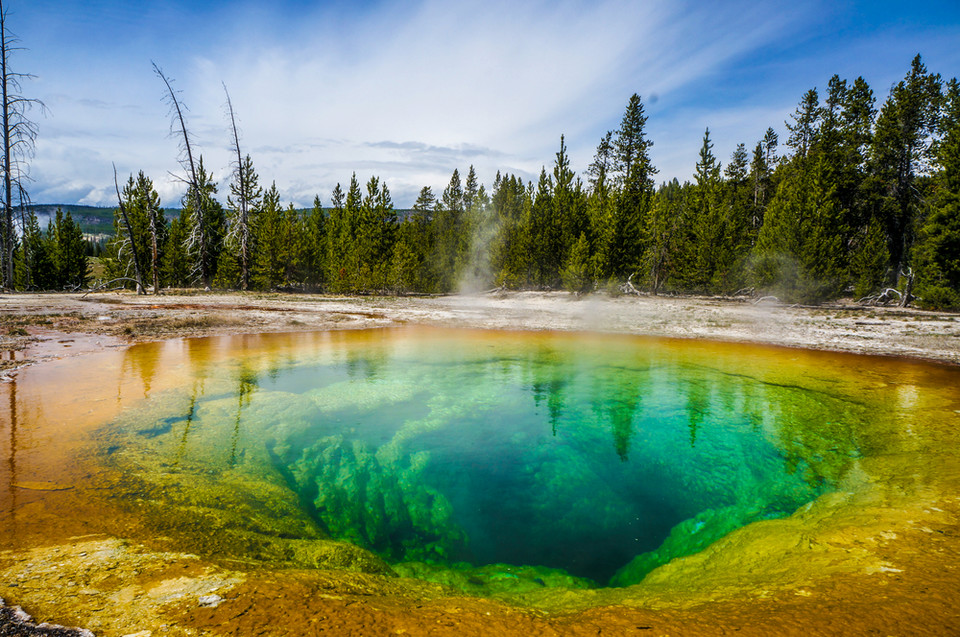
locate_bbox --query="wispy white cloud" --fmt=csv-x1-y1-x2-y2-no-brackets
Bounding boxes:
172,0,815,205
15,0,960,208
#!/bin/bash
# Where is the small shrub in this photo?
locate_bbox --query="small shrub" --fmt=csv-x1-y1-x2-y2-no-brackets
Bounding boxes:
916,285,960,311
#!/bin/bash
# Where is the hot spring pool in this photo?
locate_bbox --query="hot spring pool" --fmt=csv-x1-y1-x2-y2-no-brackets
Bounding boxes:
2,327,959,600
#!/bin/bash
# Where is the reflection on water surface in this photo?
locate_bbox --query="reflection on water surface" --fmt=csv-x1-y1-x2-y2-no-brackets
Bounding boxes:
2,328,959,594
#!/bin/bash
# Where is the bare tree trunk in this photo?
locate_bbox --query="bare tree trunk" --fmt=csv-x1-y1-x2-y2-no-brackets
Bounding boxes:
153,62,207,287
151,225,159,292
0,2,43,290
149,204,159,292
1,1,12,288
899,266,914,308
223,84,250,291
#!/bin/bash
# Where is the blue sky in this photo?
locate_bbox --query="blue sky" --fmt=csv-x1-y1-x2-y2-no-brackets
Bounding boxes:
9,0,960,208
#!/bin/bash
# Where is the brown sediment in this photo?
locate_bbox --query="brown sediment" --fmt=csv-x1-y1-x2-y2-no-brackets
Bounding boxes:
2,505,958,637
0,291,959,636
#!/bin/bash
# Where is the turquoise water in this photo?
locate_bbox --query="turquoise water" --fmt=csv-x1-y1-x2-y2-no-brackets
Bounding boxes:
96,329,871,587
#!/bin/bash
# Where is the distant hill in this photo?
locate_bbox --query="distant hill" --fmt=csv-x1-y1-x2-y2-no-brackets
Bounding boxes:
28,204,175,237
29,204,116,235
25,204,416,237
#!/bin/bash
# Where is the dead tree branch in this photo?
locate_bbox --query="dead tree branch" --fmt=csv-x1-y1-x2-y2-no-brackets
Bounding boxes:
153,62,209,287
81,277,144,298
223,83,253,290
754,295,780,304
619,271,642,296
858,288,902,306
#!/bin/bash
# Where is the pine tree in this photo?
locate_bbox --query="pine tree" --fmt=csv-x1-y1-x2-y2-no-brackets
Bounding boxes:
748,143,769,231
305,195,327,290
753,152,847,302
225,154,262,290
17,211,52,289
20,209,88,290
528,168,554,286
140,174,166,292
213,238,240,289
490,173,529,288
183,157,225,288
458,166,493,291
251,182,283,289
842,77,876,169
403,185,436,291
723,142,753,286
162,209,191,288
831,76,878,294
586,132,615,276
763,127,779,166
587,131,615,195
644,179,688,294
355,176,396,290
606,94,656,280
753,81,865,302
281,203,307,286
13,209,36,288
746,127,779,232
433,168,465,291
913,78,960,308
343,174,363,290
682,128,725,291
561,231,592,293
850,217,890,298
326,182,351,292
390,198,425,294
786,88,820,159
54,209,88,289
464,165,479,211
105,172,165,290
552,136,588,279
867,55,943,279
725,143,748,183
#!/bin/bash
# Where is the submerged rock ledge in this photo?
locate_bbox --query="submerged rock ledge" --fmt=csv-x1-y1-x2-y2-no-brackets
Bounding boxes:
0,599,93,637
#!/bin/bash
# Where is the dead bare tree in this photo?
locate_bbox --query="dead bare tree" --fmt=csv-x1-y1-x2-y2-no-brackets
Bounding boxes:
147,184,161,293
858,266,918,307
899,266,915,308
223,83,260,291
619,271,642,296
0,0,44,289
153,62,211,288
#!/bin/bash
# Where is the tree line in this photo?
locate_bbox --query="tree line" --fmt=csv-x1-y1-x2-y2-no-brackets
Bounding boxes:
7,55,960,308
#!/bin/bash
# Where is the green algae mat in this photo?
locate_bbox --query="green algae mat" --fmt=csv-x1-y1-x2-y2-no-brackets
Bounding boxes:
3,327,960,607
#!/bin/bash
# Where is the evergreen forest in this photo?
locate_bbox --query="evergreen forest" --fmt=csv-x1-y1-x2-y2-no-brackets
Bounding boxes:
8,55,960,309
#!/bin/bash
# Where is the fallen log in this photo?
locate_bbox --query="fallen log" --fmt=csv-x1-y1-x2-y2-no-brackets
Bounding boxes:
81,278,143,298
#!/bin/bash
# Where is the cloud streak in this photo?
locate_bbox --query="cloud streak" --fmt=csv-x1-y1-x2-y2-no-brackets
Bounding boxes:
13,0,960,208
